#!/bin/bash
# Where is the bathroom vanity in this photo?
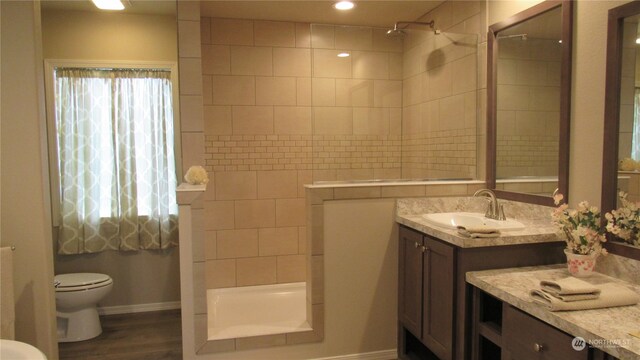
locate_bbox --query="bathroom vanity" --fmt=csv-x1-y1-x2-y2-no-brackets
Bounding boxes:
396,197,566,360
467,265,640,360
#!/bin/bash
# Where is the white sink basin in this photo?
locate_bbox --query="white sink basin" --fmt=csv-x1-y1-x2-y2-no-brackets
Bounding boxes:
421,212,525,231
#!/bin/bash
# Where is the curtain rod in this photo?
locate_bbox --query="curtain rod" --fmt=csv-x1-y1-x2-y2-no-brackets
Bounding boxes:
56,66,171,72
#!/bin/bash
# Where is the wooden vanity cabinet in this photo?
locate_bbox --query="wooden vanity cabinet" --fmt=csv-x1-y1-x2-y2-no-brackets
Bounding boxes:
471,288,616,360
503,305,588,360
399,225,425,337
398,226,455,360
398,225,566,360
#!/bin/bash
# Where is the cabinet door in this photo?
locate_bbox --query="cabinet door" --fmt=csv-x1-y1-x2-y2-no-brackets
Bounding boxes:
398,226,424,337
422,235,455,360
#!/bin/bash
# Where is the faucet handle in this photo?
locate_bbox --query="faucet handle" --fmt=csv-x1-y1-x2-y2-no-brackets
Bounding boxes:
497,204,506,220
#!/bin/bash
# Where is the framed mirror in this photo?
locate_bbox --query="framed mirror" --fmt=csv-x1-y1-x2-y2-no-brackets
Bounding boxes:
487,0,573,206
601,1,640,260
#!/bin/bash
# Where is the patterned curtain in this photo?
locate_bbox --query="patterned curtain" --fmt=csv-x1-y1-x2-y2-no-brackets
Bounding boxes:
54,68,178,254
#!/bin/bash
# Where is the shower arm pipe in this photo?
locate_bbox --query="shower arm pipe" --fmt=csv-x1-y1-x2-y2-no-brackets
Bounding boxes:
496,33,527,40
392,20,435,31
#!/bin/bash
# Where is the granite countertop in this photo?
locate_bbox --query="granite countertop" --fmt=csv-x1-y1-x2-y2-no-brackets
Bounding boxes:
396,197,562,248
466,265,640,359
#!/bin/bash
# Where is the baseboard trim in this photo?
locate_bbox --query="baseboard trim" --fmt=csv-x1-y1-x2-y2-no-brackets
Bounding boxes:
311,349,397,360
97,301,181,316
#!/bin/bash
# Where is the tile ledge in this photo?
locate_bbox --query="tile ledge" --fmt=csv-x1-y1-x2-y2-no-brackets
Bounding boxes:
177,183,207,192
305,180,484,189
496,177,557,184
177,183,206,205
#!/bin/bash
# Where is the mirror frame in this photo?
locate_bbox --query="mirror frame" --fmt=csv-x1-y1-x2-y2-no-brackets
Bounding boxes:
486,0,573,206
601,1,640,260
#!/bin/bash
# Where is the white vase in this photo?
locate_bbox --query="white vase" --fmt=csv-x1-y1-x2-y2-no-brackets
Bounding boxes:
564,249,598,278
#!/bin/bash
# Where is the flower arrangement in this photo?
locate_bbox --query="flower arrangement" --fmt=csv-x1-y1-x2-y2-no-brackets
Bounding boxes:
184,165,209,185
605,191,640,247
551,193,607,256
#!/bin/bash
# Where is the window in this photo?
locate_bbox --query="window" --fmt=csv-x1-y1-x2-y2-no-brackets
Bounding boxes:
51,67,178,254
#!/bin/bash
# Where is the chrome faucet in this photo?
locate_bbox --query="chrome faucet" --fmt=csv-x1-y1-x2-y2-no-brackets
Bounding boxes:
473,189,506,220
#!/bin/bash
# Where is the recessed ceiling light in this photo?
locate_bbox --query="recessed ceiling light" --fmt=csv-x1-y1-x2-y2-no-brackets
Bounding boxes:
92,0,125,10
334,1,355,10
337,52,350,58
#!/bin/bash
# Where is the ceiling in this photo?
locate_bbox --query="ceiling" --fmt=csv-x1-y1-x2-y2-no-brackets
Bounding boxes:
199,1,444,28
499,6,561,40
40,1,444,28
40,0,176,16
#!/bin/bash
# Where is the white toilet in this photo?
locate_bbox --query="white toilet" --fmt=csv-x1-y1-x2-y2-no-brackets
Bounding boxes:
54,273,113,342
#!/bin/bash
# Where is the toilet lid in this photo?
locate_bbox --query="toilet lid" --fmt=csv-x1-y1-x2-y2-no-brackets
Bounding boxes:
55,273,111,288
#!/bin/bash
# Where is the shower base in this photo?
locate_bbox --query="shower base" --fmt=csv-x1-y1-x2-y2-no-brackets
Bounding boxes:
207,282,311,340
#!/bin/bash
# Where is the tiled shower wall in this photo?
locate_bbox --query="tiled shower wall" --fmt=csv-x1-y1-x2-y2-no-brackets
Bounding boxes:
200,18,406,288
201,18,310,288
309,24,404,181
401,34,478,180
201,2,485,289
496,37,561,178
400,1,482,180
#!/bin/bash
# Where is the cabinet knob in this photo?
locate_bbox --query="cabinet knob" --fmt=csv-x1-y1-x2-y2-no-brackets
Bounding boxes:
414,241,420,248
533,343,544,352
421,246,428,253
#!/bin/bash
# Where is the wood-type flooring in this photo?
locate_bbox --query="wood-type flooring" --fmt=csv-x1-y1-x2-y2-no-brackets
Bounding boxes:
58,309,182,360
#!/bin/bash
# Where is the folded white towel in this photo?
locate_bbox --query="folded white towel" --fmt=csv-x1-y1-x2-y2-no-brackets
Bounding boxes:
530,283,639,311
541,292,600,302
540,277,601,297
456,226,500,238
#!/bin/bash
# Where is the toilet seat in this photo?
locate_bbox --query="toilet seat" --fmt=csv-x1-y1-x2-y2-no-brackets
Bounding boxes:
55,273,113,292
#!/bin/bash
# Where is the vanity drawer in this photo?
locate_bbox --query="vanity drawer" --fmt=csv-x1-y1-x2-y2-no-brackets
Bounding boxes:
502,305,588,360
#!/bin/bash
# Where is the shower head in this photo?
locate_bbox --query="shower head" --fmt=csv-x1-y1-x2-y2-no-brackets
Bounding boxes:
386,20,438,39
386,24,406,38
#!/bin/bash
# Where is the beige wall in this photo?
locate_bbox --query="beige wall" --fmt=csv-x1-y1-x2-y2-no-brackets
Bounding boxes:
1,1,58,358
570,0,629,205
402,1,483,180
488,0,545,26
41,9,181,307
41,10,177,61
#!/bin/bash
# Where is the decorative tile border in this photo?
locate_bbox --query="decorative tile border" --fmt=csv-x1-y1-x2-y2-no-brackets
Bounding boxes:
204,134,401,173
